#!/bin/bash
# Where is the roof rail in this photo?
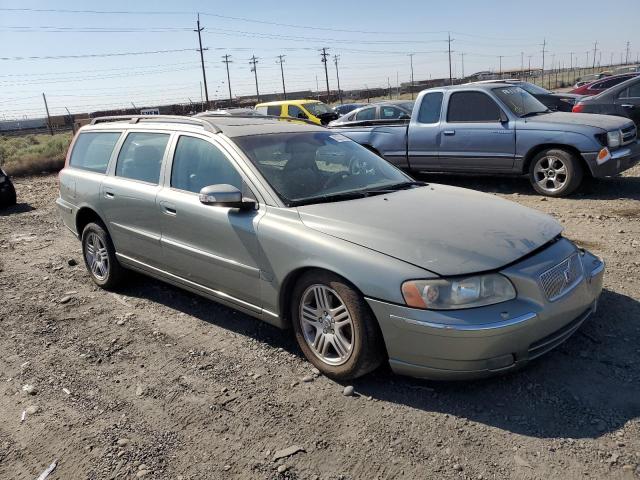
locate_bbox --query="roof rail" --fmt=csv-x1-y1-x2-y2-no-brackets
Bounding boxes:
89,115,221,133
194,112,322,128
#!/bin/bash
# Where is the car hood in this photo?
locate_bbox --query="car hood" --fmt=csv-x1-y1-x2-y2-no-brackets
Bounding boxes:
522,111,631,131
297,184,563,276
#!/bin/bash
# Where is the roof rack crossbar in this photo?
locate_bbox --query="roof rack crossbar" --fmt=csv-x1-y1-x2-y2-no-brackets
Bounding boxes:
196,113,321,127
89,115,221,133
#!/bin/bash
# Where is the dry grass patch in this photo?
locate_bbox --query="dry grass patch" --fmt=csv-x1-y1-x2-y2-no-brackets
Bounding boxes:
0,133,72,176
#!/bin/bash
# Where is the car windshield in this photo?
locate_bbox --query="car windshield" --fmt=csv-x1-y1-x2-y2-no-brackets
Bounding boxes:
518,82,550,95
492,86,549,117
234,131,416,206
304,102,333,116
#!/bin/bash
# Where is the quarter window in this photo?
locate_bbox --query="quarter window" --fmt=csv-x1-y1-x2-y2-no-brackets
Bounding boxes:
171,136,242,194
115,132,169,184
69,132,121,174
355,107,376,121
447,91,501,122
255,106,268,115
417,92,444,123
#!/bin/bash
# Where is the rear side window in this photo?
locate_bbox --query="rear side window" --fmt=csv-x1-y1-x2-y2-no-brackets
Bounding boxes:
255,106,268,115
417,92,443,123
447,91,500,122
267,105,282,116
380,106,405,119
355,107,376,121
171,136,242,194
69,132,121,174
619,81,640,98
115,132,169,184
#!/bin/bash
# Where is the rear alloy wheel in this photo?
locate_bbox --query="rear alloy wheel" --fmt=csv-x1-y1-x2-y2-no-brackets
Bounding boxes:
81,222,124,289
291,271,384,380
529,148,583,197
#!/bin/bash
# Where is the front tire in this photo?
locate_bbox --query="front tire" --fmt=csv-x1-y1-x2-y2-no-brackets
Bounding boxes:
529,148,583,197
81,222,124,290
291,271,384,380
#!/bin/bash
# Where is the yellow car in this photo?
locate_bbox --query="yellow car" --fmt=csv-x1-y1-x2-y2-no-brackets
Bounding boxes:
254,99,338,125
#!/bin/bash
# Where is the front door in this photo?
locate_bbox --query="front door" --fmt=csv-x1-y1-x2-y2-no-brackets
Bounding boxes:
438,90,515,172
615,79,640,126
157,133,263,310
101,131,171,266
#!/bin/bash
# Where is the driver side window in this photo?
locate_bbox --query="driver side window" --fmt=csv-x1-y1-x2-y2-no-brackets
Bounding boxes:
288,105,308,119
171,136,243,194
355,107,376,121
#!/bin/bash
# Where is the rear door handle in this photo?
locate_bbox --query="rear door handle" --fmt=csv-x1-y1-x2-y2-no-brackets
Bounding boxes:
621,104,635,109
104,191,115,199
443,130,456,136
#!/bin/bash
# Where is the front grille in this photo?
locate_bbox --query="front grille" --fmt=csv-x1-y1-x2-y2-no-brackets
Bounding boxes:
539,253,584,301
622,124,637,145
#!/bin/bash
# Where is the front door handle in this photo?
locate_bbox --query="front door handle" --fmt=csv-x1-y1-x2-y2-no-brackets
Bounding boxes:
160,201,176,216
621,104,635,109
104,191,115,199
443,130,455,136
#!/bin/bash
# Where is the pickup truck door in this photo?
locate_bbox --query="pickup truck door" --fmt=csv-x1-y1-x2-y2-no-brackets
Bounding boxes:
100,131,170,267
407,91,444,170
438,90,515,172
156,133,263,312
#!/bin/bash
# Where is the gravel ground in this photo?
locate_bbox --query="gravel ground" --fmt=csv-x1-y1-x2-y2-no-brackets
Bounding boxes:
0,170,639,480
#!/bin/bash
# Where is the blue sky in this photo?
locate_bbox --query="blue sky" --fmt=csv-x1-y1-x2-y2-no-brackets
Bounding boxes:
1,0,638,119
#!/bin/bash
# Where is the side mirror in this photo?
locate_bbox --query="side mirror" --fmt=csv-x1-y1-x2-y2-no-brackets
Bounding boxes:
499,110,509,123
399,113,411,120
199,184,256,210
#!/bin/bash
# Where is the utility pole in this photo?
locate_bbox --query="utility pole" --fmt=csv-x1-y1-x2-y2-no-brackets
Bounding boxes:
527,55,532,80
315,75,319,100
625,41,631,65
541,38,547,88
498,55,503,77
131,102,137,110
592,40,598,69
42,92,53,135
221,54,233,104
333,55,342,104
65,106,75,134
408,53,415,99
199,81,204,110
610,52,614,67
249,55,260,103
320,48,330,102
387,77,392,100
460,52,465,79
447,32,453,85
194,13,209,105
276,54,287,100
520,51,524,78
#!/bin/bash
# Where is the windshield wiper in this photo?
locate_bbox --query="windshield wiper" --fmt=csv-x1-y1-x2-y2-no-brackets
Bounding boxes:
290,190,369,206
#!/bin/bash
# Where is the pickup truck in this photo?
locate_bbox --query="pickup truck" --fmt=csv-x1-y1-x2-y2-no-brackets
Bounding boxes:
330,83,640,196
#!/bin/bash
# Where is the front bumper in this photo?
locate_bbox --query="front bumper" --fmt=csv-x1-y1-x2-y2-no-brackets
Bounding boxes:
366,239,605,380
583,140,640,177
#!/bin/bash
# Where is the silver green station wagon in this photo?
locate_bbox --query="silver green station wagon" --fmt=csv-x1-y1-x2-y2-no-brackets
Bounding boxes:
56,115,605,380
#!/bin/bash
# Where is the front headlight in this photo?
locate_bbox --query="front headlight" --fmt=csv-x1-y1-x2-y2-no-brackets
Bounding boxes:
401,274,516,310
607,130,622,149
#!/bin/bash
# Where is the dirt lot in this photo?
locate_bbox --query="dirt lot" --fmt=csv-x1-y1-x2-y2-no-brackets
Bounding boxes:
1,170,639,480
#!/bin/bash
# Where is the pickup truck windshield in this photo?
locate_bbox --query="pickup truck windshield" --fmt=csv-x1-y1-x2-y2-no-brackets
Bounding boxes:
304,102,334,116
492,86,549,117
234,131,413,206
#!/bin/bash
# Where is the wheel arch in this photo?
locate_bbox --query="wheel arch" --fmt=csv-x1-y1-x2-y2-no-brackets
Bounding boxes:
522,144,592,176
75,206,107,238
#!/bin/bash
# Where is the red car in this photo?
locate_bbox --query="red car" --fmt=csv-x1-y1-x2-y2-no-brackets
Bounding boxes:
570,73,639,95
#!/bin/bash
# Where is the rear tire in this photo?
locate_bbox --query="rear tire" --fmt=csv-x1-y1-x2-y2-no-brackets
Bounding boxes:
291,270,384,380
0,183,16,207
529,148,583,197
81,222,124,290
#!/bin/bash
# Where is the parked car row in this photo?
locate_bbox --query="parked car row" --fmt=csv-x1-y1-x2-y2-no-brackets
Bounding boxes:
57,114,606,381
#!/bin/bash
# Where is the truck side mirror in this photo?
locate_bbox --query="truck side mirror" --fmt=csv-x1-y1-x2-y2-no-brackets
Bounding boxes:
499,110,509,123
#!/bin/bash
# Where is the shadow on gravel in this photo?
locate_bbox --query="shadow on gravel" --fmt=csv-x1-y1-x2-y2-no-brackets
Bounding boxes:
413,172,640,201
0,202,35,216
118,271,639,440
355,288,640,440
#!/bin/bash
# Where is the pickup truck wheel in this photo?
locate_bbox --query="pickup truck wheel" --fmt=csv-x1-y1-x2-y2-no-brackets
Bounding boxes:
81,222,124,290
529,148,583,197
291,271,384,380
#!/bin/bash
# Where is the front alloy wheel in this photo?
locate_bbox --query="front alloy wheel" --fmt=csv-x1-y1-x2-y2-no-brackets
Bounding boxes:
291,270,384,380
529,148,583,197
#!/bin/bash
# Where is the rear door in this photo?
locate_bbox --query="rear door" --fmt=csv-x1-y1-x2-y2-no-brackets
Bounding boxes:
615,79,640,125
156,133,263,310
101,130,171,266
407,91,444,170
438,90,515,172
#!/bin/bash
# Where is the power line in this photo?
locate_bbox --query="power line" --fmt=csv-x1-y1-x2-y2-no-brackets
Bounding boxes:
0,48,195,61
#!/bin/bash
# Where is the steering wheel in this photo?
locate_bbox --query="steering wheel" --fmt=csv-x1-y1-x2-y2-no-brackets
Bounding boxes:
349,156,374,176
323,171,349,190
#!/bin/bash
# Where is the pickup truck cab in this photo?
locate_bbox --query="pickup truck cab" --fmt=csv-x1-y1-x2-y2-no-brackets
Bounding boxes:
332,83,640,196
